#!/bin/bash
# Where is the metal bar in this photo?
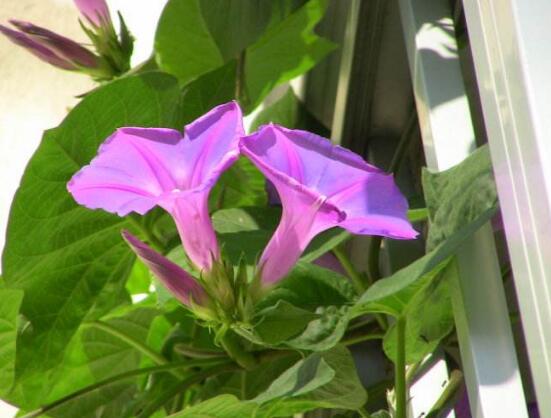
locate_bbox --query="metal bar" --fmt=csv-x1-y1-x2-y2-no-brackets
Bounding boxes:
397,1,529,417
462,1,551,415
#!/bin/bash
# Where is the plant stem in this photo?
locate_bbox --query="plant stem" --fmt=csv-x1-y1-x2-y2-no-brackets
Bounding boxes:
136,362,239,418
332,246,366,293
395,316,407,418
347,316,377,332
425,370,463,418
367,236,382,283
18,360,225,418
235,49,247,106
128,214,165,253
219,332,258,370
173,343,227,359
342,333,384,346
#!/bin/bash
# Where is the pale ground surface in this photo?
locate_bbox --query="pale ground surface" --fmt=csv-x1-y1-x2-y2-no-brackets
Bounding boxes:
0,1,166,416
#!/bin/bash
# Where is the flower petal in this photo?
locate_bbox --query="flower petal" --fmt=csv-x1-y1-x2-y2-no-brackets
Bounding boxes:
74,0,111,26
67,127,183,216
122,230,205,306
241,124,417,284
0,24,76,70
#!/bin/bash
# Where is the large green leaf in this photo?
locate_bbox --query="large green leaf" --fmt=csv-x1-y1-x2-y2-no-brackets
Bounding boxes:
286,306,350,352
253,353,335,403
153,0,272,86
37,308,161,418
1,72,185,405
254,345,367,416
155,0,225,85
180,61,237,125
352,207,496,364
244,0,335,110
168,394,257,418
382,265,454,364
256,262,355,312
423,145,497,250
155,0,334,111
0,289,23,397
253,300,320,345
199,0,272,61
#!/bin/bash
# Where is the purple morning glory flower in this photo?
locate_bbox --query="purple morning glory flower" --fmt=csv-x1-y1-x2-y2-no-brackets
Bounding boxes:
122,230,206,306
68,102,244,272
240,124,418,285
74,0,111,27
0,24,78,70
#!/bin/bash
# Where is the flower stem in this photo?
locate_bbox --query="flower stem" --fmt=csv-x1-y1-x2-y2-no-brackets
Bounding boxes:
425,370,463,418
332,246,366,293
219,332,257,370
395,316,407,418
235,49,248,107
342,332,384,346
18,360,225,418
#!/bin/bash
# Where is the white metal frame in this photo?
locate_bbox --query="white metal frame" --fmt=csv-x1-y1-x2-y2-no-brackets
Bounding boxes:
463,1,551,416
398,0,529,417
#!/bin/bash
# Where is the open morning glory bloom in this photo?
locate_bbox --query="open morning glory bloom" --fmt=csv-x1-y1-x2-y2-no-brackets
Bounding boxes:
240,124,418,285
122,230,206,306
68,101,243,272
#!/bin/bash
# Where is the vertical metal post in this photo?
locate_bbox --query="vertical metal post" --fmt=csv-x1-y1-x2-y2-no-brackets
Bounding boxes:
397,1,529,417
463,1,551,416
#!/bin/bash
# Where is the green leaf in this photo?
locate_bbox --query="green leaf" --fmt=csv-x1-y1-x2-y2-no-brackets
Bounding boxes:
249,87,330,136
382,265,454,364
255,345,367,416
155,0,224,85
1,72,184,405
257,262,355,312
253,354,335,403
352,204,496,363
301,229,350,263
253,300,320,345
201,355,299,400
0,289,23,396
351,206,497,320
209,158,268,212
199,0,272,62
286,306,349,351
423,145,497,250
212,206,279,271
167,394,256,418
244,0,336,109
180,61,237,124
